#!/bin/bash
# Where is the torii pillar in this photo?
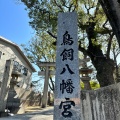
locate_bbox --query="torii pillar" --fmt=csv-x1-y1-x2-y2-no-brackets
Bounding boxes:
38,62,55,108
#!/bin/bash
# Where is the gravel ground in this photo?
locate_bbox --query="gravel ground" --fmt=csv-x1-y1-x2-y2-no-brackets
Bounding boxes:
0,107,53,120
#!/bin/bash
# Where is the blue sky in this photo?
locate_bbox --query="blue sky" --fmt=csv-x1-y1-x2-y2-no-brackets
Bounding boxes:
0,0,43,90
0,0,35,45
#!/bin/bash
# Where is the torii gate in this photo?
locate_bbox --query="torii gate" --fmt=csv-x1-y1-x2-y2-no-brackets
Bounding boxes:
38,62,55,108
38,58,90,108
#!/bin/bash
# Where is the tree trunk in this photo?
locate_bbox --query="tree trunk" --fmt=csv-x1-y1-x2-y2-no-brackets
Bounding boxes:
87,40,115,87
99,0,120,47
84,22,115,87
92,57,115,87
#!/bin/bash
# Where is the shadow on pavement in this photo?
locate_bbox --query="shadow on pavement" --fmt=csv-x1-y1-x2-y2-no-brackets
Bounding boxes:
0,107,53,120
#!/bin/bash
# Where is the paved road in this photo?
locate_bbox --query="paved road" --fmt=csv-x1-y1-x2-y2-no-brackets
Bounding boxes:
0,107,53,120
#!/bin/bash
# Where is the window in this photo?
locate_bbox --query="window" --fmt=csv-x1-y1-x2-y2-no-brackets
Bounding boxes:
13,61,19,70
13,61,28,76
23,67,28,76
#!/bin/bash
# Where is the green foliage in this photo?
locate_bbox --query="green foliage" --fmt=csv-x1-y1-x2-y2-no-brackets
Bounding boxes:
90,80,100,90
20,0,115,53
80,81,84,90
20,0,120,87
21,34,56,64
80,80,100,90
21,33,56,91
21,0,105,33
20,0,113,53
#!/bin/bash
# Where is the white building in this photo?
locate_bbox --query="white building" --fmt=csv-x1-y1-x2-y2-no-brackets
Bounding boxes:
0,36,36,113
0,36,36,89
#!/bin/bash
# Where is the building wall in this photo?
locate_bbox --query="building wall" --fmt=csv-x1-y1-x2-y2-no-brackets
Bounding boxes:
0,39,35,114
0,40,33,89
81,82,120,120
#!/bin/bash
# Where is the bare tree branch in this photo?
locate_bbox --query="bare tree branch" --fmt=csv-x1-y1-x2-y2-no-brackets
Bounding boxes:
106,33,114,59
79,43,90,56
47,31,57,39
53,0,63,11
49,77,55,92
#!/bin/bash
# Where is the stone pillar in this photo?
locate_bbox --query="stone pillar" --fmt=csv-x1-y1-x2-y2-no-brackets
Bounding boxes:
41,66,49,108
6,74,21,114
54,12,81,120
81,76,91,90
0,60,13,114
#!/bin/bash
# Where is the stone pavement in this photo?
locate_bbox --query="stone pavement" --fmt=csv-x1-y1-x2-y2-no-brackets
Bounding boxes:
0,106,53,120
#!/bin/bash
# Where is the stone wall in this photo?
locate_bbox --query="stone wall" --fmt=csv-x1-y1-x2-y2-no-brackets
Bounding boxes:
15,87,42,107
6,87,41,114
81,82,120,120
6,86,53,114
22,91,42,107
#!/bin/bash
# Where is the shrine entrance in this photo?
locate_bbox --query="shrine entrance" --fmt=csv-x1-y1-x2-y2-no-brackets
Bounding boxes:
37,55,92,108
38,62,55,108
